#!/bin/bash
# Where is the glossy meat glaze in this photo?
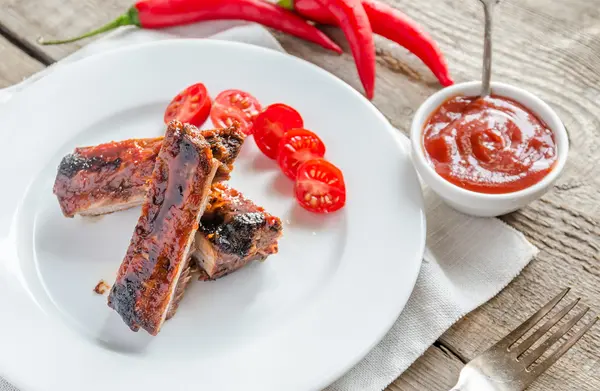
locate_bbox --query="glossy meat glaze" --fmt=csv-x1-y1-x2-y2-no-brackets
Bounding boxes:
53,125,245,217
194,183,283,280
107,121,218,335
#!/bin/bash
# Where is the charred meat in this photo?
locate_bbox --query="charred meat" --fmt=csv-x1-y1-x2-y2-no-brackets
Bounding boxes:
193,183,283,280
107,121,219,335
53,126,244,217
93,280,111,295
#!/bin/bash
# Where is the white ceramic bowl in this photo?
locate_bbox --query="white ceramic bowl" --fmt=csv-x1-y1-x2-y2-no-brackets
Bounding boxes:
410,81,569,217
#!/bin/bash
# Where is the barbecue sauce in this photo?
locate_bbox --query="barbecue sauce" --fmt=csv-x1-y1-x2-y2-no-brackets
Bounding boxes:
422,95,558,194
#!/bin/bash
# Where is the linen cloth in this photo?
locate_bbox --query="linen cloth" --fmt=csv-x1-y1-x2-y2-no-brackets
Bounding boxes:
0,22,538,391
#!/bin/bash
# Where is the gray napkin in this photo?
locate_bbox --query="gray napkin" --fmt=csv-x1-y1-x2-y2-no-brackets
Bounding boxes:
0,22,537,391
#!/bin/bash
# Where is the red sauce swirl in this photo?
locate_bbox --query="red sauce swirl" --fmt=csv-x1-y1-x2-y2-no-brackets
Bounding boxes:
423,95,558,194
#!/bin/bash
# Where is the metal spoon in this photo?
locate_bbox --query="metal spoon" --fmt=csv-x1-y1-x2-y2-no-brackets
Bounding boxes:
479,0,499,97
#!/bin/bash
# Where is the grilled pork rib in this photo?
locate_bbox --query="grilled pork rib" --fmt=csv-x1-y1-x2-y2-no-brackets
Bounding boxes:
53,126,244,217
193,184,283,280
108,121,218,335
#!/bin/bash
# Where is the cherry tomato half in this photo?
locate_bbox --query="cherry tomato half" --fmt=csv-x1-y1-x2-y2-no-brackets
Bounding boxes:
164,83,212,127
277,129,326,180
215,89,262,121
211,89,262,134
210,105,251,132
253,104,304,159
295,158,346,213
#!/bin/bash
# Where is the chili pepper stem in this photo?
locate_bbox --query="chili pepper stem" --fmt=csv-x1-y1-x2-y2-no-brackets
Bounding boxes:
277,0,295,10
38,7,140,45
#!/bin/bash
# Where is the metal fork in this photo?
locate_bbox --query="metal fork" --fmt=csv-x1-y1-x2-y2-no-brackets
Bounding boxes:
450,288,598,391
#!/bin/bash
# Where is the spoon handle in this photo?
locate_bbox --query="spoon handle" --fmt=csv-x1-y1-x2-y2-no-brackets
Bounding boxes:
481,1,495,97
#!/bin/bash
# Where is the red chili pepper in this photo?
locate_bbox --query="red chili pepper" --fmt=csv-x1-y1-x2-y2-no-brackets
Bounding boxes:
280,0,453,87
312,0,376,99
38,0,343,55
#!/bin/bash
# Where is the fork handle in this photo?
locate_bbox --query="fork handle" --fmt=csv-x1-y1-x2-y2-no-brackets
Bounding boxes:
449,373,468,391
449,367,497,391
449,382,496,391
449,368,469,391
449,381,473,390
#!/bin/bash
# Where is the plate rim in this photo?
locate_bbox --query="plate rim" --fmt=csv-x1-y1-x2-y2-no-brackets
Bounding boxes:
0,38,426,391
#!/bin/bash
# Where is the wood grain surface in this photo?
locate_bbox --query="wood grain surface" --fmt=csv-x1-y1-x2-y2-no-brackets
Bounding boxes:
0,0,599,389
0,35,43,88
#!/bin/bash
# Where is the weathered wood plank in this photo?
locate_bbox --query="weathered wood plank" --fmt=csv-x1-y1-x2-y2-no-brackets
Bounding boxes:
0,0,126,61
0,35,43,88
1,0,600,389
388,344,463,391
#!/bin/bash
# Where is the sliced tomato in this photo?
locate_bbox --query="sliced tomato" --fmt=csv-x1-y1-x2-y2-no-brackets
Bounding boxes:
295,158,346,213
277,129,326,179
210,105,251,132
253,104,304,159
215,89,262,120
211,89,262,134
164,83,212,127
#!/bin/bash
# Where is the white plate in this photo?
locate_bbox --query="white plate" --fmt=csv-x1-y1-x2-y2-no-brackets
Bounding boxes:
0,40,425,391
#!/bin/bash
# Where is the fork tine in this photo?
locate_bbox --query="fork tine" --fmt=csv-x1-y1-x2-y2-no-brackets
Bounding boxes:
520,307,591,368
496,288,570,349
528,315,598,378
513,298,580,357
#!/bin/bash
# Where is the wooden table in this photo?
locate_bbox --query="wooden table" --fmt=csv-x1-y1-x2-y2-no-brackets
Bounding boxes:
1,0,599,389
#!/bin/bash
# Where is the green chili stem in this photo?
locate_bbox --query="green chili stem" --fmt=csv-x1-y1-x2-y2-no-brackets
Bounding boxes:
277,0,295,11
38,7,140,45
